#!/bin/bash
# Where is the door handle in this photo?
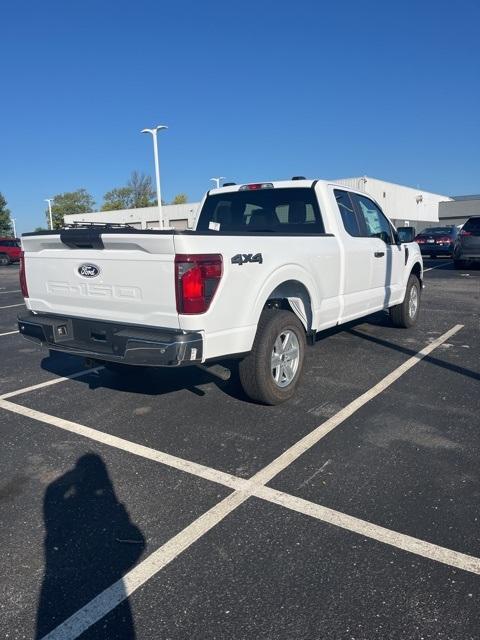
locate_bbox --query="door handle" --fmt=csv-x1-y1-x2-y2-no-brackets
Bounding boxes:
374,251,385,257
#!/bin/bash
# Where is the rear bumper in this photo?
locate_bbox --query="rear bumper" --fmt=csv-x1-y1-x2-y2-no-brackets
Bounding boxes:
419,244,453,255
18,311,203,367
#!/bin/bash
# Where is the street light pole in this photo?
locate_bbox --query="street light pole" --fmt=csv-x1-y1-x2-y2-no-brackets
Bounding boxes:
11,217,16,238
45,199,53,230
141,125,168,229
210,177,225,189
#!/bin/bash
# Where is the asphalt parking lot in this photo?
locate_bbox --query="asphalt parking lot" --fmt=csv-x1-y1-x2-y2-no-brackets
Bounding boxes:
0,259,479,640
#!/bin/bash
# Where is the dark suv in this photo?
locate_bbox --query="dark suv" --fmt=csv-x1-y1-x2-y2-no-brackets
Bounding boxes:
0,237,21,265
453,216,480,268
414,226,458,258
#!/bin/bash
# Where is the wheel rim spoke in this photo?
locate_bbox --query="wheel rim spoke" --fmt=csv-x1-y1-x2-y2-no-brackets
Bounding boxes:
271,353,282,368
409,286,418,318
283,346,299,360
283,361,294,381
274,336,284,354
271,329,300,388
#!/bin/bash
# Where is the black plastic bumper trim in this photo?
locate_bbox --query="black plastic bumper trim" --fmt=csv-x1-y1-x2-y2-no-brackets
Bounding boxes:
18,312,203,367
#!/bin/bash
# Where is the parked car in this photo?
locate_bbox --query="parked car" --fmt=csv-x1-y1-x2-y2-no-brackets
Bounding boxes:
17,179,423,404
414,226,458,258
453,216,480,269
0,237,21,265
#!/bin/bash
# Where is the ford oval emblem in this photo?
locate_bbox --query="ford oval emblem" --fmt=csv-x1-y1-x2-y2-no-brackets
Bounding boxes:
78,263,100,278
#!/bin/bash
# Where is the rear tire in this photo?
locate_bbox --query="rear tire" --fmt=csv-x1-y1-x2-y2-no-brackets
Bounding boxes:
238,309,306,405
454,259,466,269
0,253,10,266
390,273,421,328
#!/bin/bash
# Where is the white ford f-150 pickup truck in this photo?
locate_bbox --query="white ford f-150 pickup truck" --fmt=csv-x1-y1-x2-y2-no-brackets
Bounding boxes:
18,179,423,404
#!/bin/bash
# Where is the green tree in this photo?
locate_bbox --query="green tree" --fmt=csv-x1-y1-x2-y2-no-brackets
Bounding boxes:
0,192,13,236
46,189,96,229
101,171,156,211
129,171,155,208
102,187,135,211
171,193,188,205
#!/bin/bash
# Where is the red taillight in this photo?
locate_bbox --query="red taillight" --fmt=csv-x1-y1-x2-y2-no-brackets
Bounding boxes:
19,251,29,298
175,254,222,314
460,230,472,236
415,237,425,243
436,236,451,243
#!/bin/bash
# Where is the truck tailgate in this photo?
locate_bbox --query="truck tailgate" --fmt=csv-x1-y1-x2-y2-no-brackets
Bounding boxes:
22,231,180,329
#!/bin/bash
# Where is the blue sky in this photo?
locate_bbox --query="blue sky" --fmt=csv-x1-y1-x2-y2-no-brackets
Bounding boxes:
2,0,479,234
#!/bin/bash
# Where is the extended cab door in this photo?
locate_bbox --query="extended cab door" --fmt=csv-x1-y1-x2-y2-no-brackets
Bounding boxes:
332,188,376,321
349,193,404,309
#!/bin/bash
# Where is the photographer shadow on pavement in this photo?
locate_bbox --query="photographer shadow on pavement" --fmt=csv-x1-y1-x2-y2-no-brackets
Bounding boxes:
36,453,145,639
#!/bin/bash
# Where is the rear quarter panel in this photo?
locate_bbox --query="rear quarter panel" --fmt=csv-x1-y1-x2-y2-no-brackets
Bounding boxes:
173,233,341,360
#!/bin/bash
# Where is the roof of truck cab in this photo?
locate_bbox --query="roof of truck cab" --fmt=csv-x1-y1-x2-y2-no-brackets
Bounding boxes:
208,179,367,195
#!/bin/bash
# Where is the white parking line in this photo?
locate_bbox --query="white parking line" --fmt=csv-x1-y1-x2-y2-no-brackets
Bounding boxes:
424,262,451,272
0,289,21,294
0,330,19,337
3,369,478,581
0,399,246,491
255,486,480,575
250,324,463,486
0,324,465,639
0,303,24,309
41,491,251,640
0,367,103,400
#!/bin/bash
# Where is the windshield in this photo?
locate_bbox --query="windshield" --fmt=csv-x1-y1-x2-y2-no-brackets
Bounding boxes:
196,187,325,233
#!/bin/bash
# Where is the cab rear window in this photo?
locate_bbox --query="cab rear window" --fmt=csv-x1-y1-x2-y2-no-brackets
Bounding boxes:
196,188,325,233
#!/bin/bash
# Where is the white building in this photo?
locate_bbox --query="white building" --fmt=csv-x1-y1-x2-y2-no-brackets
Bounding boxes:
65,202,200,230
65,176,454,233
439,194,480,227
332,176,452,230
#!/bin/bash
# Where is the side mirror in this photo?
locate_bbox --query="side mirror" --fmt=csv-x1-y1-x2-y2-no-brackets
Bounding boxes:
397,226,416,243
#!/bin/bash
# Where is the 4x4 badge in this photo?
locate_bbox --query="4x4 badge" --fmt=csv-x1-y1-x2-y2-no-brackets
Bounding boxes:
231,253,263,266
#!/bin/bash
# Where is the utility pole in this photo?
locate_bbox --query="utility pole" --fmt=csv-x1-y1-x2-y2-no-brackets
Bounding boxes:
141,125,168,229
210,177,225,189
45,199,53,230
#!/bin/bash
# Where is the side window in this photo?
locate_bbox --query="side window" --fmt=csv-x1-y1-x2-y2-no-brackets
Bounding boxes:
352,194,393,243
334,189,361,237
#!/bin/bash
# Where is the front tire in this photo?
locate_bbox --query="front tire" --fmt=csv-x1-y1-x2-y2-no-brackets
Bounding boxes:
0,253,10,266
239,309,306,405
454,259,466,270
390,273,421,328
